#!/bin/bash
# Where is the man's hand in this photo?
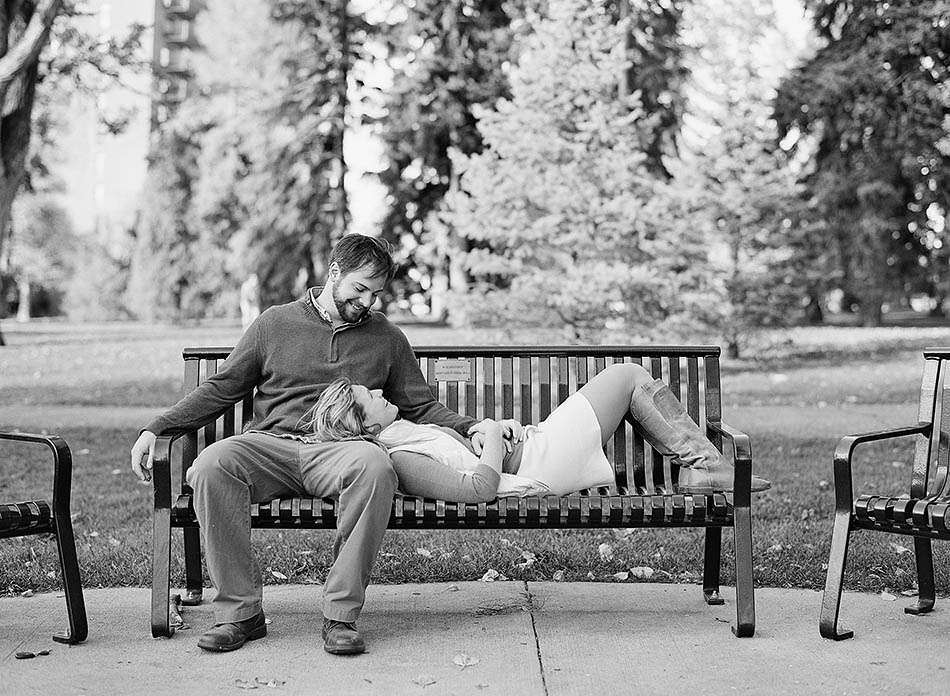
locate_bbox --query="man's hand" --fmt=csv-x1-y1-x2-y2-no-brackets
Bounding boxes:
468,418,523,454
131,431,158,482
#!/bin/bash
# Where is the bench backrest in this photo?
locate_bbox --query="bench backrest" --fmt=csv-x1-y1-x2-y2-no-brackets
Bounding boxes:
914,349,950,498
178,345,724,495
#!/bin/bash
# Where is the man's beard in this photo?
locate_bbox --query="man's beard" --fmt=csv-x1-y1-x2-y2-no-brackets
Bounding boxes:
332,285,368,323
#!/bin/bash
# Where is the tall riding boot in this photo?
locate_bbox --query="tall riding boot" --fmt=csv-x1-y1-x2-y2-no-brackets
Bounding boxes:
628,379,771,494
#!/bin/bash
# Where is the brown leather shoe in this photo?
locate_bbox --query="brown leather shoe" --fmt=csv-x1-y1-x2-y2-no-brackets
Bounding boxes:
322,618,365,655
197,611,267,652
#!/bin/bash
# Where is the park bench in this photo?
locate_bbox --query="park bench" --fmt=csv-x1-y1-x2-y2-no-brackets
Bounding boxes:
150,345,758,638
820,347,950,640
0,432,87,644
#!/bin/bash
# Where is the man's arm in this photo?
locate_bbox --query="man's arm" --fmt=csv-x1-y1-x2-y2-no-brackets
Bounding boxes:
384,331,477,436
143,316,266,436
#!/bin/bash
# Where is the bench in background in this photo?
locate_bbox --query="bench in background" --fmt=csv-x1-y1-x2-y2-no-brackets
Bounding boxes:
1,432,87,644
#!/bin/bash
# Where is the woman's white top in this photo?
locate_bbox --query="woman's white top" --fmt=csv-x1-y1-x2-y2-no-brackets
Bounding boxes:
377,391,614,497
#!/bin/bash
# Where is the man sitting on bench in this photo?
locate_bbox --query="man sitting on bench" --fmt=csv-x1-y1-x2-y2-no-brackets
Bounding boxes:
130,234,487,655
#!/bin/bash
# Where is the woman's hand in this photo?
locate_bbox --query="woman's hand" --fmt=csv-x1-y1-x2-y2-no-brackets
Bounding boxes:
468,418,506,454
499,419,524,443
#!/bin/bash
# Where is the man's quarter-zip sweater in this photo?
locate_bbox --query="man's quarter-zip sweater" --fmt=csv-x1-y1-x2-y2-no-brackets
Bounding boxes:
143,293,476,438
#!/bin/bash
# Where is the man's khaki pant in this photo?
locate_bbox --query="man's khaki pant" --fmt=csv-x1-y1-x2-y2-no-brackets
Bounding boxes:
185,432,397,624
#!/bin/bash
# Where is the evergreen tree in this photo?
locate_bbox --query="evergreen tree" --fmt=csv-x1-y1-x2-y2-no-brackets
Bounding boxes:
444,0,707,340
378,0,518,317
670,0,816,357
774,0,950,324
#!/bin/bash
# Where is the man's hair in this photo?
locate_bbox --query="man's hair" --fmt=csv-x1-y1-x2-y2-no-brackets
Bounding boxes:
329,234,396,282
298,377,381,442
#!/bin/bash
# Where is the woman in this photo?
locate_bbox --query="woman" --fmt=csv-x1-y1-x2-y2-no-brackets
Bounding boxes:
300,364,770,503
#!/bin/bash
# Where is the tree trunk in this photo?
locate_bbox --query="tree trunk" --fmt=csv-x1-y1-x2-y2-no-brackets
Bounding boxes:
0,0,64,269
15,276,28,321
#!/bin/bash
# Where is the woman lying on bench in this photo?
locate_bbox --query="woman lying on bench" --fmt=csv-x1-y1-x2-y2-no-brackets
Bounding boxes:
301,364,770,503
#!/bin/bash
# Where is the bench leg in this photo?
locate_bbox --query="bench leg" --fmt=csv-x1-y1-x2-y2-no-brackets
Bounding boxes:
731,508,755,637
905,537,936,615
702,526,724,605
52,514,88,644
819,510,853,640
181,526,204,606
151,508,174,638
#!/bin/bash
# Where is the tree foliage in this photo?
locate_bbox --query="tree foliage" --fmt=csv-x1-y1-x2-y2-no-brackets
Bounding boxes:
774,0,950,324
444,0,707,340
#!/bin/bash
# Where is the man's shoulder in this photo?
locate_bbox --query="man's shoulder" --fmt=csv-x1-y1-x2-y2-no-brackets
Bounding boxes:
363,311,407,339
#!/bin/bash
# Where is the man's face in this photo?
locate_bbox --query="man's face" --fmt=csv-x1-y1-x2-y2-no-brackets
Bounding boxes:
330,263,387,323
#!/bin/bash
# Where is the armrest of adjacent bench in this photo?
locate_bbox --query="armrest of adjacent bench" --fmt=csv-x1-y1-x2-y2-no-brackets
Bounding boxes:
707,421,753,506
0,431,74,520
831,424,932,511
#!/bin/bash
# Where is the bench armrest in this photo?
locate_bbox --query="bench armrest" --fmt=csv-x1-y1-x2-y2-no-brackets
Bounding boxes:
0,431,73,519
831,423,931,512
152,434,187,511
707,421,753,506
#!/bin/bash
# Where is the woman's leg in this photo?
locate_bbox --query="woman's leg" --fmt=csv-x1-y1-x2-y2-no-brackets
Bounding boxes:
576,363,654,445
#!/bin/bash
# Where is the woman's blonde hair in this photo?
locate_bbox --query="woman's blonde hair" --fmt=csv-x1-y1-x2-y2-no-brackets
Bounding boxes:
298,377,379,442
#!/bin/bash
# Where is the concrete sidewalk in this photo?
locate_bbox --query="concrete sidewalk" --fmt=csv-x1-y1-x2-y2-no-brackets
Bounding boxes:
1,582,944,695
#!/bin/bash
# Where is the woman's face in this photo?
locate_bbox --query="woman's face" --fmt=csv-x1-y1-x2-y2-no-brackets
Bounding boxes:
351,385,398,431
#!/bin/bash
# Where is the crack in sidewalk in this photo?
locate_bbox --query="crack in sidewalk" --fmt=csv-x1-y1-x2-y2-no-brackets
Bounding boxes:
523,581,549,696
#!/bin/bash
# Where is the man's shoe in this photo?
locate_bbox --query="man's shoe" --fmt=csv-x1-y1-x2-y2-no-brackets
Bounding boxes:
322,618,365,655
197,611,267,652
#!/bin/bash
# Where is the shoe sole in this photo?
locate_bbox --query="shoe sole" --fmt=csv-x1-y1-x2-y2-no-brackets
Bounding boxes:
323,642,365,656
198,624,267,652
676,485,771,495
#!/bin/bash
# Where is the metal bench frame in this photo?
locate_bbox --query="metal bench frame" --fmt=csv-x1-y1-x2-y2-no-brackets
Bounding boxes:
150,345,758,638
821,347,950,640
0,432,87,644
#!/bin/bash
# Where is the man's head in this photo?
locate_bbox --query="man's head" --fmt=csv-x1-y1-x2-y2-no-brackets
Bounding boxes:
326,234,396,323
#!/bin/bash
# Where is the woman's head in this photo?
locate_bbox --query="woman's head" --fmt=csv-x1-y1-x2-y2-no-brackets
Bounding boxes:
300,377,398,441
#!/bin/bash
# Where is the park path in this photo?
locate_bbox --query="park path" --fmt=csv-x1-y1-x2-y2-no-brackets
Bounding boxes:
0,402,918,437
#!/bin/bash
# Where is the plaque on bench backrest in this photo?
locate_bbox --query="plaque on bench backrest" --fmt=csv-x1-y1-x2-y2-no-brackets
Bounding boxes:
433,358,474,383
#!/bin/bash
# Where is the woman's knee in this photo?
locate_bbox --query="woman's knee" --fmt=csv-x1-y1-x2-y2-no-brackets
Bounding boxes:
607,363,653,389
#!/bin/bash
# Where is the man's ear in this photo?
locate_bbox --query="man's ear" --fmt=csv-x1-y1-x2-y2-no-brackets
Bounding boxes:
328,262,341,282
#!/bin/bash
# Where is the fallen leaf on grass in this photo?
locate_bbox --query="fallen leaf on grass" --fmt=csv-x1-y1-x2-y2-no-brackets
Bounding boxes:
234,679,258,690
630,567,654,579
416,548,433,559
889,543,910,555
453,653,480,669
20,589,34,597
552,570,565,582
610,571,629,581
411,675,437,687
880,591,897,601
253,677,286,688
480,569,507,582
517,551,536,570
269,570,288,581
901,589,918,597
598,543,614,562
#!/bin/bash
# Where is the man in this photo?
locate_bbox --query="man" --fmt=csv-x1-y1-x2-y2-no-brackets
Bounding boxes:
130,235,481,655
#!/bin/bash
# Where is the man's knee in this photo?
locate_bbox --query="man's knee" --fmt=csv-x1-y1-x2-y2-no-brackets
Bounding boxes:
186,439,245,488
347,442,397,490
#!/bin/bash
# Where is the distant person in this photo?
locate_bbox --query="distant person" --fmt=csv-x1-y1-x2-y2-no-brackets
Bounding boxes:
130,235,495,656
302,370,772,503
239,273,261,331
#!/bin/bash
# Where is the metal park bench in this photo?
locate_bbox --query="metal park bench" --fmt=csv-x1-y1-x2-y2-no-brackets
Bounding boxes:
0,432,87,644
150,345,759,638
820,348,950,640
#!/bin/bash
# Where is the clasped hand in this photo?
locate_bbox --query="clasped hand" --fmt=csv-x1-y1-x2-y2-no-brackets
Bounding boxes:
467,418,524,454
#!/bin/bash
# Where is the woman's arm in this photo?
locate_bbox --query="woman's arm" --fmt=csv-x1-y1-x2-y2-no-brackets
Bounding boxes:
477,420,506,473
390,451,500,503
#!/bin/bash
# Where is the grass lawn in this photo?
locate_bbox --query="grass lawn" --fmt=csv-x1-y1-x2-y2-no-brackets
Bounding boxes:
2,319,950,597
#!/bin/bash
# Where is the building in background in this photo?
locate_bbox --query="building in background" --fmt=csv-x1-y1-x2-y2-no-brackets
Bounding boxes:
150,0,205,134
